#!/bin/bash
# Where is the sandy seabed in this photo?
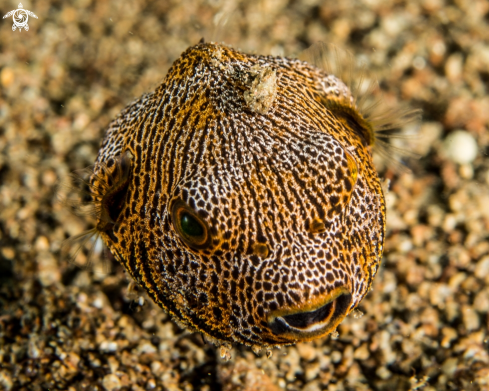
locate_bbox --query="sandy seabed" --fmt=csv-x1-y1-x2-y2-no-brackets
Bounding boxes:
1,0,489,390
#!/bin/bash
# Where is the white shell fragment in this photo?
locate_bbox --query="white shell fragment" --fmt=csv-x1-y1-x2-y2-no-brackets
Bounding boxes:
443,130,478,165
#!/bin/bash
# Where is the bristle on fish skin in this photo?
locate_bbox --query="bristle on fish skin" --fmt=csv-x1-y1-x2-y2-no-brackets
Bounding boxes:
301,42,422,170
59,229,108,274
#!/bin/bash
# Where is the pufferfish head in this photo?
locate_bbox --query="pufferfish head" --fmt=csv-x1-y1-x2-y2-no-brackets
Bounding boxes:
88,42,387,347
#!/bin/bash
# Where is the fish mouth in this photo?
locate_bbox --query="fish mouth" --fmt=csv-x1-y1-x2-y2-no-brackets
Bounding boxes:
268,288,352,341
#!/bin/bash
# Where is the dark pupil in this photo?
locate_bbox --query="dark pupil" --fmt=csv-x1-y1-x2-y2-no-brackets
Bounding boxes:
180,212,204,237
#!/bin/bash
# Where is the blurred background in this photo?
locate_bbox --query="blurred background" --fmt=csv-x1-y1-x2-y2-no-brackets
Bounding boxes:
0,0,488,390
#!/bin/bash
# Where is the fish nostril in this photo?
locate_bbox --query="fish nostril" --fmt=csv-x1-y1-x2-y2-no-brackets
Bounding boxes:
269,291,352,338
308,218,326,234
252,242,269,258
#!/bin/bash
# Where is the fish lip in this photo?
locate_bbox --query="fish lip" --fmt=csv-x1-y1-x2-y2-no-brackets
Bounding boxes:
267,288,352,341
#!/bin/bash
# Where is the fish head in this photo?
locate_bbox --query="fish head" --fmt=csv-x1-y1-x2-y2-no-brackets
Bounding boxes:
90,43,385,346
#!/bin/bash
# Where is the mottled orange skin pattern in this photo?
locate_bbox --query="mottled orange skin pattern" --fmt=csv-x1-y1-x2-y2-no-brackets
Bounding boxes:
91,43,386,347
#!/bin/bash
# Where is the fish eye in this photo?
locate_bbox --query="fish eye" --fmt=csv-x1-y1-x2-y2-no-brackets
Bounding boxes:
171,200,210,249
180,212,204,237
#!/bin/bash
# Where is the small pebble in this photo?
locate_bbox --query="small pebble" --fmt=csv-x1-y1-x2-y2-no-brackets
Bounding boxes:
102,374,121,391
443,130,478,164
0,67,14,87
442,357,458,377
138,342,157,355
376,366,392,380
462,306,480,332
36,252,61,286
474,256,489,280
330,351,342,363
353,344,370,361
296,343,317,362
